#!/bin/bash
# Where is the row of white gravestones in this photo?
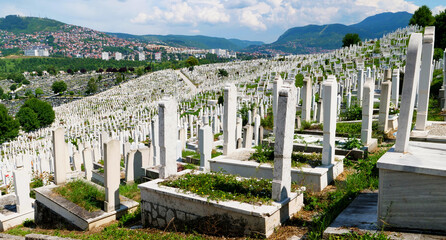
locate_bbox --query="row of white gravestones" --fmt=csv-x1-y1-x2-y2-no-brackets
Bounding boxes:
0,25,420,186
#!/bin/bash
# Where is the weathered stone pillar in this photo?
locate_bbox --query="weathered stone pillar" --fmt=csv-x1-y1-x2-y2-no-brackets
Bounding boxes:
378,80,391,132
415,27,435,131
301,77,312,122
159,98,178,178
104,139,120,212
361,78,375,146
223,84,237,155
322,76,337,166
198,123,212,172
395,33,423,153
53,128,67,185
272,85,296,202
13,167,32,213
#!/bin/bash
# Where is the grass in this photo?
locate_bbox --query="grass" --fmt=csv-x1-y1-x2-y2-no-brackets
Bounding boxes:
213,133,222,141
6,223,209,240
296,146,390,239
53,179,105,212
182,150,200,159
428,98,444,121
119,181,140,202
160,172,273,205
250,145,322,168
336,121,379,138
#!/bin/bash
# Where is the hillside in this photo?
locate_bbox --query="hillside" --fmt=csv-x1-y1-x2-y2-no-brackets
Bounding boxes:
0,15,64,33
247,11,413,54
107,33,264,51
0,15,263,51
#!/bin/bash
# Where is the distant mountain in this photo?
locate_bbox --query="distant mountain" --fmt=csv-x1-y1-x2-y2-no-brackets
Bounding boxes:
247,12,413,54
0,15,64,33
107,33,264,51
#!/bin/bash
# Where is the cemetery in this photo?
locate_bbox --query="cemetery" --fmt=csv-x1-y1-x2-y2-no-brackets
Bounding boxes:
0,22,445,239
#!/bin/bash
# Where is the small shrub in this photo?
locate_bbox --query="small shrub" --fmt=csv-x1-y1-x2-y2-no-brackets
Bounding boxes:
119,206,141,227
260,108,273,130
301,120,312,130
250,144,274,163
22,219,36,228
342,136,363,150
340,104,362,121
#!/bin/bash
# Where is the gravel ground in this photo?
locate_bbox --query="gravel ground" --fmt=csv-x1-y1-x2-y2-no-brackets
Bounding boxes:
427,123,446,136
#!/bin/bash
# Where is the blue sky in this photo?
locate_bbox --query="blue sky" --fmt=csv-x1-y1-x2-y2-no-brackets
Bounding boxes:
0,0,444,43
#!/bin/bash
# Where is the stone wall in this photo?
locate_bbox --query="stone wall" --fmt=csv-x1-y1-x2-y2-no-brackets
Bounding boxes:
139,179,304,238
140,200,249,237
34,201,79,230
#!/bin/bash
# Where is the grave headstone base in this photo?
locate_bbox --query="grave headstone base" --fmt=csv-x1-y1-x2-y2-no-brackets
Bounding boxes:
34,181,138,231
0,194,35,231
377,141,446,232
139,176,304,238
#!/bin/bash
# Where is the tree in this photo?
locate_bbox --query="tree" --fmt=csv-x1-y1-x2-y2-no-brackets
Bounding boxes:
434,10,446,50
25,89,34,98
136,67,144,76
115,73,124,84
0,87,3,96
22,98,55,127
0,104,20,143
342,33,361,47
10,84,17,91
86,78,98,95
47,66,57,75
16,107,40,132
295,73,304,88
35,88,44,97
51,80,67,94
409,5,435,27
185,56,199,67
218,69,228,77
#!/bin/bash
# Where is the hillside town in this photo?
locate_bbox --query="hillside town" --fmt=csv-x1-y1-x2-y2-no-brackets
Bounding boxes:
0,24,238,60
0,2,445,240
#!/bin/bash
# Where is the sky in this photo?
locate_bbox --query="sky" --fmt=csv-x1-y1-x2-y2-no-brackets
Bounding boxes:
0,0,445,43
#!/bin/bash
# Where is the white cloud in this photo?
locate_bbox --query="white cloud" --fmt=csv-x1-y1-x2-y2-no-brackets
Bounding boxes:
130,0,229,26
2,0,443,42
432,5,446,15
354,0,418,14
239,9,267,30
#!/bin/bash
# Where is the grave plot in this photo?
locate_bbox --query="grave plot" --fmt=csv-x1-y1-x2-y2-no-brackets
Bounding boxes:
34,134,138,230
0,168,34,231
139,85,304,238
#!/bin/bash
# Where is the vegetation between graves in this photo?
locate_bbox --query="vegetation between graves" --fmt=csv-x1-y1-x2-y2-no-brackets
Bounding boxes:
294,146,390,239
53,179,105,212
250,144,322,168
160,172,273,205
